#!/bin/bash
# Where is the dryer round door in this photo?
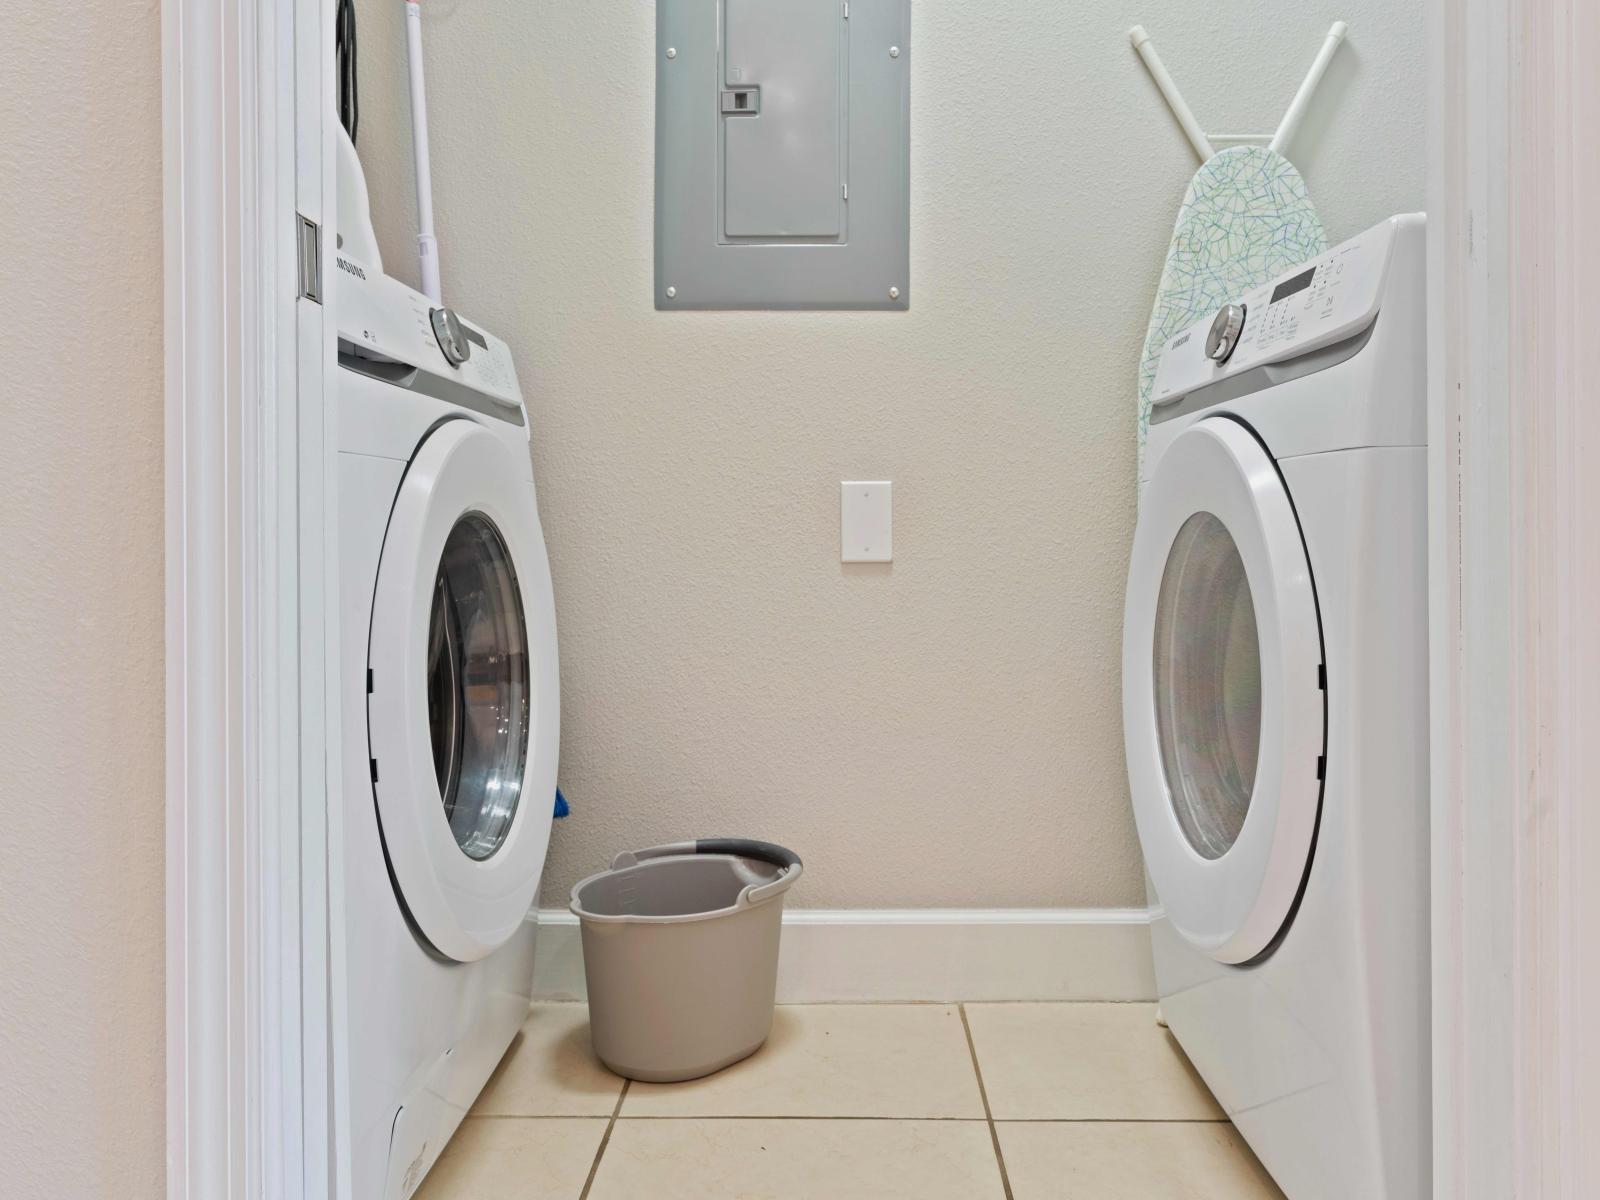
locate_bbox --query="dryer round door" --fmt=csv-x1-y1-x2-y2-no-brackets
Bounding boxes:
368,418,560,963
1123,417,1324,964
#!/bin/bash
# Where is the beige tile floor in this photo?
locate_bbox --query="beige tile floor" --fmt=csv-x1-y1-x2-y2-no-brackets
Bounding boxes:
415,1002,1285,1200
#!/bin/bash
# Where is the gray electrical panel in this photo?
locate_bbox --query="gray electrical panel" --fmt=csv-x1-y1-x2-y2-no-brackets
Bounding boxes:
655,0,911,310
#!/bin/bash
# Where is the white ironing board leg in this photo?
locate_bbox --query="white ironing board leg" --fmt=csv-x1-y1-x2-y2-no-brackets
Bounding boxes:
1129,25,1215,163
1270,21,1349,155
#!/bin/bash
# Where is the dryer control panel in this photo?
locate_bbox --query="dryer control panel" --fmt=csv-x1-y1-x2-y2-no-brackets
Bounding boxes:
1151,215,1413,408
333,250,523,412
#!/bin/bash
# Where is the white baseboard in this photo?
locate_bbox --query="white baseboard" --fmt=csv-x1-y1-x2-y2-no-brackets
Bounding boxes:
531,908,1156,1003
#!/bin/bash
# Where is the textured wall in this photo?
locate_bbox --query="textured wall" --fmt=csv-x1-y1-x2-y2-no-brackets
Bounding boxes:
351,0,1424,908
0,3,166,1198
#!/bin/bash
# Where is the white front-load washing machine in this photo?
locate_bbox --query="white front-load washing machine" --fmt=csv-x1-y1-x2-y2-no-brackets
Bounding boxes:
1123,214,1429,1198
330,134,559,1199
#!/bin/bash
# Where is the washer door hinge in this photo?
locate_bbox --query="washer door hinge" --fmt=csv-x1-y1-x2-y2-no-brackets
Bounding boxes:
297,213,322,303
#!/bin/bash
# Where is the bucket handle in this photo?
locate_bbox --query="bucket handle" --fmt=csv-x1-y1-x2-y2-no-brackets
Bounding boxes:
609,838,804,907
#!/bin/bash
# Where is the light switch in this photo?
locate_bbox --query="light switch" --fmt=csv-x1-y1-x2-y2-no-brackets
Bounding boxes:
841,481,892,562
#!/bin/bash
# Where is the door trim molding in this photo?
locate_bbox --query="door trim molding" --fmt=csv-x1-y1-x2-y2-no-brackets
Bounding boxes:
1428,0,1600,1190
163,0,334,1195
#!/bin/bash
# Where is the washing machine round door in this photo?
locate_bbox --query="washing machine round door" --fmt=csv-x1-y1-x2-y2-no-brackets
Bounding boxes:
367,417,560,963
1123,417,1324,964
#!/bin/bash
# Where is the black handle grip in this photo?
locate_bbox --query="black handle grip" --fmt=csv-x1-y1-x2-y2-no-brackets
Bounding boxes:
695,838,801,871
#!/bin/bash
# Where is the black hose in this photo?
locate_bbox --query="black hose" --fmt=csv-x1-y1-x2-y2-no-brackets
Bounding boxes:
336,0,358,143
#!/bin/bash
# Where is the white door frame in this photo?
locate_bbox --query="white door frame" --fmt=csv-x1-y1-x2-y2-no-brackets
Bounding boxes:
163,0,336,1195
1428,0,1600,1192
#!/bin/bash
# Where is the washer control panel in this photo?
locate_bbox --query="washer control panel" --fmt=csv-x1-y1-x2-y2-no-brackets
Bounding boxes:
1152,216,1404,408
333,250,522,410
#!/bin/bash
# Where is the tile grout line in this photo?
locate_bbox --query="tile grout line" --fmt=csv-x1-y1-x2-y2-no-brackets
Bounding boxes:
577,1079,630,1200
470,1112,1230,1124
961,1115,1231,1124
960,1004,1016,1200
538,1113,997,1122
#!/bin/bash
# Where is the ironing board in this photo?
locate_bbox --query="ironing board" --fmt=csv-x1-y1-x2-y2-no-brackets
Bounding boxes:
1136,145,1326,460
1128,22,1347,465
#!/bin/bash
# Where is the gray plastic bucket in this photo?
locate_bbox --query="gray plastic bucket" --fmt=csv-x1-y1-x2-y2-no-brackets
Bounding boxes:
570,839,803,1083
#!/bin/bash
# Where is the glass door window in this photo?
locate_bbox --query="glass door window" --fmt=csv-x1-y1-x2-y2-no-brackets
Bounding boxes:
426,513,530,861
1153,512,1263,860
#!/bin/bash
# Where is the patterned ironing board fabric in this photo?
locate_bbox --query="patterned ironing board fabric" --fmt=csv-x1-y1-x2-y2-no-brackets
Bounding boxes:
1137,145,1326,464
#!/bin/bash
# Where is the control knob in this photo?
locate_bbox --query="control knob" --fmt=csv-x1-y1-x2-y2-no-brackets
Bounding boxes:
1205,303,1246,364
430,306,471,367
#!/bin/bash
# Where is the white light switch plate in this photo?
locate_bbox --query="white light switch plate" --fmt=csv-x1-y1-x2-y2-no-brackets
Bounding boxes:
841,481,892,562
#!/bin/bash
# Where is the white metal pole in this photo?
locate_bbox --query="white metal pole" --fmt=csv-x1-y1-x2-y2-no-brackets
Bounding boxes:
1129,25,1214,162
404,0,442,302
1270,21,1349,155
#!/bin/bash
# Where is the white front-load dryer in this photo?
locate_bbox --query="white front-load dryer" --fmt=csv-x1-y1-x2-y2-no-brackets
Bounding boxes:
1123,215,1429,1198
331,243,559,1199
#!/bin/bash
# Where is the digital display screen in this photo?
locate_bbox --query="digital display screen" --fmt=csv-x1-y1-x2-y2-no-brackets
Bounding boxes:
1271,267,1316,304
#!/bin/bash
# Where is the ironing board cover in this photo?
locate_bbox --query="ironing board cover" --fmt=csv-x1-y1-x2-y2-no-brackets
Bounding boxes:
1136,145,1326,464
